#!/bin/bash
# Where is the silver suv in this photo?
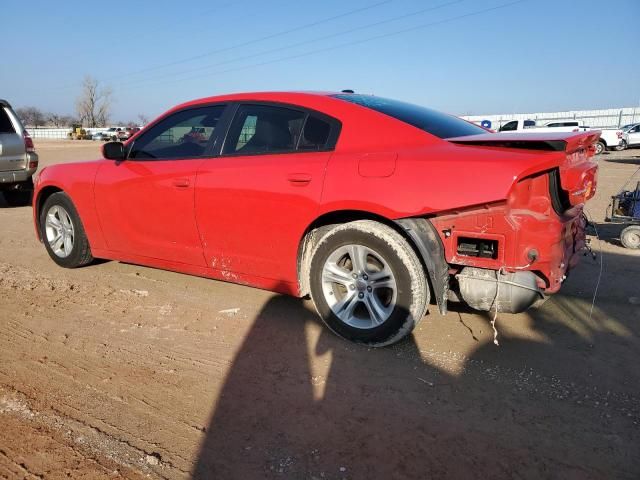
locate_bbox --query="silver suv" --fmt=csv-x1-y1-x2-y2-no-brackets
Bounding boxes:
0,99,38,205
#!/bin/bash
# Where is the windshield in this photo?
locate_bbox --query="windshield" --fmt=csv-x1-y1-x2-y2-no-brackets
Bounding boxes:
333,94,486,139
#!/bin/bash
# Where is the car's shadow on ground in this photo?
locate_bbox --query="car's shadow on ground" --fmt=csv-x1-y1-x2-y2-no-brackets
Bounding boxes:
0,191,33,208
191,248,640,479
604,154,640,165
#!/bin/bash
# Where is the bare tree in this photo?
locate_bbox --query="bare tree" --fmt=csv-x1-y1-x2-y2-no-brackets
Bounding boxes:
46,113,78,127
75,76,113,127
15,107,46,127
137,114,149,126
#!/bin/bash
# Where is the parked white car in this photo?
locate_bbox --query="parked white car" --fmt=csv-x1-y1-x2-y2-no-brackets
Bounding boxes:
621,123,640,148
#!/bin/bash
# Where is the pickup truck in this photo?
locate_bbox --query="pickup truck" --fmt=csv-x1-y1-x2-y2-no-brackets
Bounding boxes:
498,119,624,154
596,129,626,154
0,99,38,205
498,119,589,133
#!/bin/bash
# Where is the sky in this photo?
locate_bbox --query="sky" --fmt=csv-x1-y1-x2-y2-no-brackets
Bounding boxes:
1,0,639,122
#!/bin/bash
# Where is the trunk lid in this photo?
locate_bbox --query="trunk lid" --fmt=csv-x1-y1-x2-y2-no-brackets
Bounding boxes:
447,131,600,208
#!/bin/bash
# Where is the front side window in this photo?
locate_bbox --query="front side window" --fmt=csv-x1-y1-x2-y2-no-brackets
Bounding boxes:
223,105,307,155
129,105,225,159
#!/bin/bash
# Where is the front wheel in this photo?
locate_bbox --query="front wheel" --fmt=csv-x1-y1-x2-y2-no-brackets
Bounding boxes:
595,141,606,155
309,220,429,347
621,225,640,249
40,192,94,268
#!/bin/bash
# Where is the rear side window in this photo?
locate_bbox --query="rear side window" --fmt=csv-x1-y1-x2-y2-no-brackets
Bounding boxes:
333,94,485,139
223,105,306,155
0,108,16,133
523,120,536,128
298,116,331,150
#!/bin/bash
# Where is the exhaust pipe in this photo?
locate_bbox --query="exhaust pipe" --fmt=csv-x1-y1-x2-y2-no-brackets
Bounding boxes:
456,267,543,314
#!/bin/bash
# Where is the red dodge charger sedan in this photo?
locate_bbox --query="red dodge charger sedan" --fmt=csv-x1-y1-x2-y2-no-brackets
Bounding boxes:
33,91,599,346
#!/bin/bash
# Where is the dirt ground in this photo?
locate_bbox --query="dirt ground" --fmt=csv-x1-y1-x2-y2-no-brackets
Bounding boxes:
0,140,639,479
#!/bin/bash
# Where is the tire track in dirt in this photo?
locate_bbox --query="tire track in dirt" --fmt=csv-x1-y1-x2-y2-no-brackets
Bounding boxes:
0,261,252,477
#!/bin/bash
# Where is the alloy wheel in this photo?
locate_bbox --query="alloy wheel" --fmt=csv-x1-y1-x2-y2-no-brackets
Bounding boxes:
45,205,75,258
321,244,397,329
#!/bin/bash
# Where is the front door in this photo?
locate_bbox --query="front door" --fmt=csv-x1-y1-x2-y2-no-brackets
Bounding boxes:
94,105,227,266
195,103,339,283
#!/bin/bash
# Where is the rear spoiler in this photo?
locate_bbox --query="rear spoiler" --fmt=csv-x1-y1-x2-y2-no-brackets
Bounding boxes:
447,131,601,154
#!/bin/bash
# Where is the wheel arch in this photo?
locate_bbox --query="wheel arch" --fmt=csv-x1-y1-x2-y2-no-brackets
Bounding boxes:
297,210,449,314
34,185,64,240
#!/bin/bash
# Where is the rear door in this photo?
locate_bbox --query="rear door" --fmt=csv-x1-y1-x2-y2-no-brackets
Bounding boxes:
0,105,25,172
195,103,340,283
94,104,228,266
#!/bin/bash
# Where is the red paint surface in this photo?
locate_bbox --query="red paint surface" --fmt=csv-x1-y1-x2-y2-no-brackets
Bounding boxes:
33,91,598,300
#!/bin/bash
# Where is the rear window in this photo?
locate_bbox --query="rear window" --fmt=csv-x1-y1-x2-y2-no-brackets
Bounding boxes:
333,94,485,139
0,108,16,133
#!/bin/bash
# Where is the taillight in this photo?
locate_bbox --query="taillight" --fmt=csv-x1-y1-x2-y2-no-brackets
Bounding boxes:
23,131,35,153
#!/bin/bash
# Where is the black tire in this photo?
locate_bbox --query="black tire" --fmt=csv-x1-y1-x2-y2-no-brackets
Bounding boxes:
40,192,94,268
595,141,606,155
621,225,640,249
2,189,32,207
308,220,429,347
614,140,627,152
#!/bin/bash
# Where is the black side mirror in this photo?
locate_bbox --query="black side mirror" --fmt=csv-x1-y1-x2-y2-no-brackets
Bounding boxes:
103,141,125,160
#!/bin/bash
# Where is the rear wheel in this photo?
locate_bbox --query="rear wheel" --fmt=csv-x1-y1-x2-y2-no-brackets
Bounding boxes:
621,225,640,249
40,192,93,268
614,140,627,151
595,141,606,155
308,220,429,347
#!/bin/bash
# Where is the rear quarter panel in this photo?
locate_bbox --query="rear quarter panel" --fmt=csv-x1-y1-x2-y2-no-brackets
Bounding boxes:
320,143,564,219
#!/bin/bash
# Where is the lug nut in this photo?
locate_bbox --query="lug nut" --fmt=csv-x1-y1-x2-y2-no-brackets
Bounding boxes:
352,273,358,279
367,286,372,292
349,284,355,290
358,292,364,299
362,274,368,280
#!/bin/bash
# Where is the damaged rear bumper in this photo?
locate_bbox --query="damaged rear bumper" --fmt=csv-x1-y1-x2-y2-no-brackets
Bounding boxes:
396,205,587,315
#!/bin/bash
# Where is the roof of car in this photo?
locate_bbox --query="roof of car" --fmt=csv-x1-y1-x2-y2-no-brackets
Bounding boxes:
0,99,11,108
173,91,343,111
